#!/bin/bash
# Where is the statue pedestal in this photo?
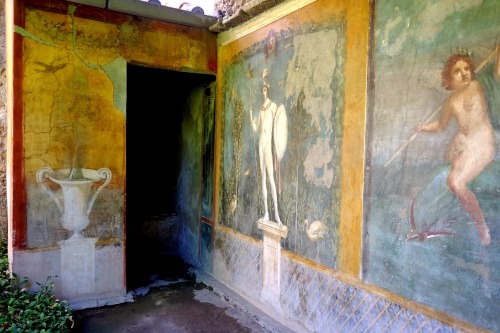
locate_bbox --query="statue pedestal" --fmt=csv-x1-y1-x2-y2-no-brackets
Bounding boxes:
258,220,288,313
60,237,98,298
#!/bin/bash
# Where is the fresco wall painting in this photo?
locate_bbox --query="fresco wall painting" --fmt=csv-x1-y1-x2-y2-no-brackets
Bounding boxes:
20,7,128,307
365,1,500,332
213,2,355,327
213,0,491,331
12,1,216,308
9,0,500,331
218,12,345,270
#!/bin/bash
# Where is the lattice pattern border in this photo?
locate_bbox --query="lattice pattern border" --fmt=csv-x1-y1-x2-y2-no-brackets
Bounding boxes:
281,259,463,333
213,227,471,333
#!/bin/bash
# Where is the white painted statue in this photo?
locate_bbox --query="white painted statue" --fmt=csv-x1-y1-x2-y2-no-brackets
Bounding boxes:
250,68,288,226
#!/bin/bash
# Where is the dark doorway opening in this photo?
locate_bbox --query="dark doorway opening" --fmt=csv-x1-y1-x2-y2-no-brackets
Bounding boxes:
126,64,215,290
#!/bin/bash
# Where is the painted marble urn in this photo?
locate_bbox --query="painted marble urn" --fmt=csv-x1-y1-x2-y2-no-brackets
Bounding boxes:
37,167,112,240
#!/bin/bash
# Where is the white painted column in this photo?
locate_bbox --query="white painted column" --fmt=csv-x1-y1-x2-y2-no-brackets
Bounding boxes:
258,220,288,313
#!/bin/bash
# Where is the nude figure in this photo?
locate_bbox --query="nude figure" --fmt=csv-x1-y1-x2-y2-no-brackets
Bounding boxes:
416,46,500,246
250,71,282,225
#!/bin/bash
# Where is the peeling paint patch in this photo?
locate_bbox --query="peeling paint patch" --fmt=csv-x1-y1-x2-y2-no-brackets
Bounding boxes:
286,30,338,188
14,26,55,46
286,30,337,131
102,58,127,115
303,137,333,188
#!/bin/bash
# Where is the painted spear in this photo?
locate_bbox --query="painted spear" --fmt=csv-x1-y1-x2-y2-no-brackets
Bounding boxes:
384,46,499,168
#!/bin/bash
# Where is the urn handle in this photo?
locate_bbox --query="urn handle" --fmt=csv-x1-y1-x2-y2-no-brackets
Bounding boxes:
87,168,112,215
36,167,63,213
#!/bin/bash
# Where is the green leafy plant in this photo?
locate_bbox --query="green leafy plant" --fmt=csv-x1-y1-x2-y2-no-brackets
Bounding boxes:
0,238,74,332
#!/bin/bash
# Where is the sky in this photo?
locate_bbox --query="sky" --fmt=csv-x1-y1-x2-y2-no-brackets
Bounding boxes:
140,0,216,16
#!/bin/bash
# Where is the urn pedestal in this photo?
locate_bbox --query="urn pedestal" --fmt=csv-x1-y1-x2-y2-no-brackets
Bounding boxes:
37,167,112,301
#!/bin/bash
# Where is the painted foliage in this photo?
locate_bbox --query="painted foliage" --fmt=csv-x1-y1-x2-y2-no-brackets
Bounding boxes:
219,21,346,266
21,5,215,247
23,8,126,247
365,0,500,331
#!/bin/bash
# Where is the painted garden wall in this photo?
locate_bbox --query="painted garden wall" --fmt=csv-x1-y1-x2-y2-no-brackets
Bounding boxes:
214,0,368,276
10,0,216,307
365,1,500,332
6,0,500,331
218,11,345,268
212,0,497,332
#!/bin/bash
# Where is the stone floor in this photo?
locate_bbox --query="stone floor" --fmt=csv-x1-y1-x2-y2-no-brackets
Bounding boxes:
71,254,295,333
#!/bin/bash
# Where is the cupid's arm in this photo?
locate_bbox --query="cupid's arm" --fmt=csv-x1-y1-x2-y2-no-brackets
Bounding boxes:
416,103,452,133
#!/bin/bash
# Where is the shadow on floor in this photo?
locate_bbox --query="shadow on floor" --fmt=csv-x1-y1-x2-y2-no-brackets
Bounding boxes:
71,255,268,333
72,212,295,333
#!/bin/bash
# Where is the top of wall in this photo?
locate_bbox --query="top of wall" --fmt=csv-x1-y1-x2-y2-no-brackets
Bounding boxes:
67,0,218,29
